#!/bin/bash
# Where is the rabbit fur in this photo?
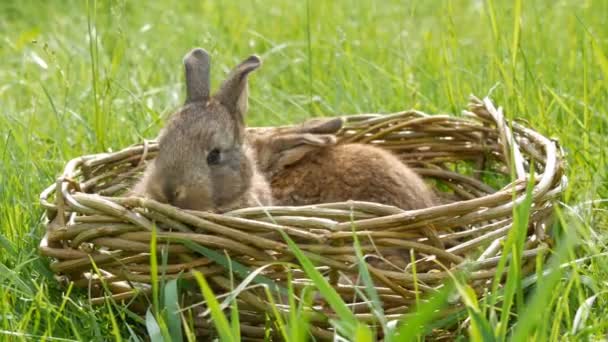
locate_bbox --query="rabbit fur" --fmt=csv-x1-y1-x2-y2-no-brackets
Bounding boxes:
132,48,272,212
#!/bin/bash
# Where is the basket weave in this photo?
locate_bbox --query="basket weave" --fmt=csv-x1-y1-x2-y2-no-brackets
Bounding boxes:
39,96,565,339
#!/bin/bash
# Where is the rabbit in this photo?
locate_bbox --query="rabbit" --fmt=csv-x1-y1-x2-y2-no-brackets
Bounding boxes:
132,48,272,213
250,117,438,210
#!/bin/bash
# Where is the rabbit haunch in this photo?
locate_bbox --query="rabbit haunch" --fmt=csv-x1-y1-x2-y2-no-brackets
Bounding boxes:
251,118,438,210
132,48,272,212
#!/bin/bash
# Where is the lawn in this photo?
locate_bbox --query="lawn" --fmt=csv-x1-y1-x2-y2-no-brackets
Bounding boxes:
1,0,607,340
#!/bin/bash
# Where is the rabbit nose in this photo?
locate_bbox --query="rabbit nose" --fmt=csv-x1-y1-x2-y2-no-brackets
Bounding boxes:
163,183,186,206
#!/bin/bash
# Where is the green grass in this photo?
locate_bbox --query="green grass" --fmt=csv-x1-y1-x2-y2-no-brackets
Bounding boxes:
1,0,607,340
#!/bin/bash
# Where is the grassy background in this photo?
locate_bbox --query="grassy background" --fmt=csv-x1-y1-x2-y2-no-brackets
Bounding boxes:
1,0,607,340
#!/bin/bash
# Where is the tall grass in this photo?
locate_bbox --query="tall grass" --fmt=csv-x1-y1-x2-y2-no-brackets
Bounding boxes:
0,0,606,340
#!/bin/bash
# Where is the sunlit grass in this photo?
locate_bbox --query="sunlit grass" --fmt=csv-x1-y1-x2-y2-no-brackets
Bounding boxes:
1,0,607,340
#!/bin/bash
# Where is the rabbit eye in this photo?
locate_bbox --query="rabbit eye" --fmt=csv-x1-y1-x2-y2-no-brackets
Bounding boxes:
207,148,221,165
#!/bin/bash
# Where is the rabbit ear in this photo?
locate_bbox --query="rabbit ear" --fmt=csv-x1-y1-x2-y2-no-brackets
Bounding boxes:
294,117,344,135
271,133,336,168
214,55,261,120
273,133,336,150
183,48,211,104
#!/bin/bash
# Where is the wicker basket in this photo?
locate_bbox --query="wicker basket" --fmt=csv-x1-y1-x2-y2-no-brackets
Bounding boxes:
39,96,566,339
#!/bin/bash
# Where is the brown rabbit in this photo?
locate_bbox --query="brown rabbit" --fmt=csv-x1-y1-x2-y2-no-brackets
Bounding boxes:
250,117,437,210
251,118,443,258
132,48,272,212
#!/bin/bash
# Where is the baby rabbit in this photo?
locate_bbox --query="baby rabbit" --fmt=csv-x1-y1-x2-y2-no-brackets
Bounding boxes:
251,118,437,210
132,48,272,212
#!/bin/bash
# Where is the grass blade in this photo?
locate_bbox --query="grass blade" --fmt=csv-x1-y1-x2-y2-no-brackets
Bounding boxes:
511,0,522,68
294,284,316,342
227,259,241,342
192,271,235,342
150,225,159,315
146,308,163,342
592,40,608,89
230,296,240,342
163,279,183,342
571,293,599,335
468,310,496,342
263,286,289,341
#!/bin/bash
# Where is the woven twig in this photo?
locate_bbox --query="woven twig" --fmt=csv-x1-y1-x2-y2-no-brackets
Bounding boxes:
39,96,565,339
